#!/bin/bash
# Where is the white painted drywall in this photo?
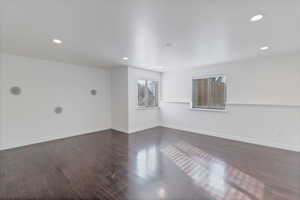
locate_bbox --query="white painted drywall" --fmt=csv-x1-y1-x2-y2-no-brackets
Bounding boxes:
111,67,129,133
161,53,300,152
128,67,161,133
0,54,3,149
2,52,298,152
0,54,111,150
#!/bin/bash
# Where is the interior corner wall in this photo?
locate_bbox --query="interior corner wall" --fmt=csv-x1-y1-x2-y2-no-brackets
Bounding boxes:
111,66,129,133
128,67,161,133
161,52,300,152
0,54,111,150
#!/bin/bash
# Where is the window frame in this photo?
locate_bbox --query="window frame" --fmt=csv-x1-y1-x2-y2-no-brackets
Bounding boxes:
191,74,227,111
137,79,159,109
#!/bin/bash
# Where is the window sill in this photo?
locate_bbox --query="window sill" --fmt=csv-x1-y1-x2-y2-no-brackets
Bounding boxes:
189,108,228,112
136,106,160,110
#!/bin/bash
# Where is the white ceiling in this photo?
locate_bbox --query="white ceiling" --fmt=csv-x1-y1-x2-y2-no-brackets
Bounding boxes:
1,0,300,71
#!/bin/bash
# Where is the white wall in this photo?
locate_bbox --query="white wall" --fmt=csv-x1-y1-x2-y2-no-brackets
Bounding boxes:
2,52,298,152
0,54,3,149
111,67,129,133
128,67,161,133
0,54,111,150
161,53,300,152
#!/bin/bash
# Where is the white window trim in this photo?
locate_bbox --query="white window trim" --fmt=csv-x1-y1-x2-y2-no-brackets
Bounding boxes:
191,74,227,111
192,74,225,80
136,79,160,109
136,106,160,110
189,107,228,112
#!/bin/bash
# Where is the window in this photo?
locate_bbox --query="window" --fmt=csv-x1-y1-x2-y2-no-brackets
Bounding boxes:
192,76,226,110
137,80,158,107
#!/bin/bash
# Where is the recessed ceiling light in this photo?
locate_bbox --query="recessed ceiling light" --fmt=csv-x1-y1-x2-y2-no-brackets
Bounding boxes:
123,57,128,60
52,39,62,44
250,14,264,22
260,46,269,51
165,43,173,47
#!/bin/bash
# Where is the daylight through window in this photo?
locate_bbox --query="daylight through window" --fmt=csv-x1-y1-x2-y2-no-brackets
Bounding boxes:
192,76,226,110
138,80,158,107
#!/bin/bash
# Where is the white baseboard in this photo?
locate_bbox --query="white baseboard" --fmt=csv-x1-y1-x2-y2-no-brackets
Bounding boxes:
2,125,298,153
111,128,129,134
162,124,300,152
128,125,161,134
0,128,111,151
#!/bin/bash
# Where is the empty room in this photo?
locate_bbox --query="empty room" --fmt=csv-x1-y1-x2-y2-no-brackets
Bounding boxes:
0,0,299,199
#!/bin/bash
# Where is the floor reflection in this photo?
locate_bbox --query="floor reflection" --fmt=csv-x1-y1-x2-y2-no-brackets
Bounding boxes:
161,141,265,200
136,145,158,179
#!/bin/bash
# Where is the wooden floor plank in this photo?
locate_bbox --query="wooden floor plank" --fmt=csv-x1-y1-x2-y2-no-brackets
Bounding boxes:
0,127,299,200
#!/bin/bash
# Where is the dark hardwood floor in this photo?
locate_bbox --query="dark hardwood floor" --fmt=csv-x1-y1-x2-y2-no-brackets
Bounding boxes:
0,127,299,200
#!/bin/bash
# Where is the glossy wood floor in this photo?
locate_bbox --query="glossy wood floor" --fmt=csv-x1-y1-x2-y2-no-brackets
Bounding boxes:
0,127,299,200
